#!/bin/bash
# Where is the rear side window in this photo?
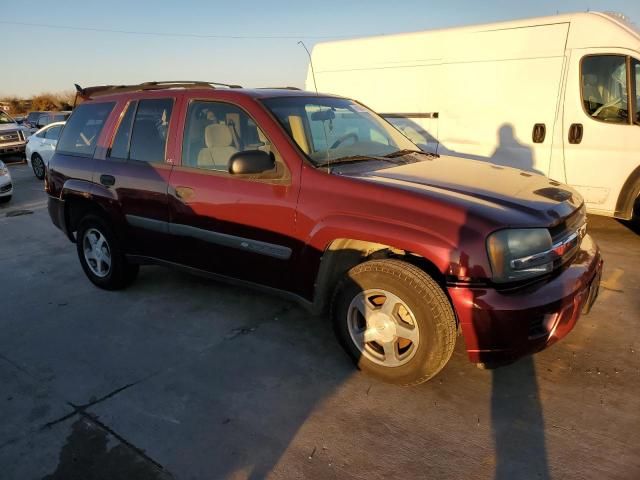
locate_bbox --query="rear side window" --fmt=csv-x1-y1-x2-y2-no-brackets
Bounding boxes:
45,125,63,140
128,99,173,163
56,102,115,157
109,101,137,160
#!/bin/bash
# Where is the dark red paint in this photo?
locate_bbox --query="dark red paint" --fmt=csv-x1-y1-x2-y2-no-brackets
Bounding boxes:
47,87,602,365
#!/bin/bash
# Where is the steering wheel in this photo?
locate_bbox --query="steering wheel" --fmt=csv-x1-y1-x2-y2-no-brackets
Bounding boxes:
330,132,359,149
592,97,623,118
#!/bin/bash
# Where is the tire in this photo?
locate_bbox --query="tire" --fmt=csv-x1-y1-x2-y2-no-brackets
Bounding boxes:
76,214,139,290
31,153,45,180
331,259,457,386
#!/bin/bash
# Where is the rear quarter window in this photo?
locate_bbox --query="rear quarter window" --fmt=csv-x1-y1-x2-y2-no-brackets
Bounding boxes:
56,102,115,158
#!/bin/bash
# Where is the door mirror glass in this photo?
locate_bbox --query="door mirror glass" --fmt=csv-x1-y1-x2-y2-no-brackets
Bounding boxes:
228,150,275,175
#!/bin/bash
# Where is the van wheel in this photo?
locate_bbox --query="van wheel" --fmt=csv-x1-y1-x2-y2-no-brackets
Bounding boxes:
332,259,456,386
76,214,139,290
31,153,45,180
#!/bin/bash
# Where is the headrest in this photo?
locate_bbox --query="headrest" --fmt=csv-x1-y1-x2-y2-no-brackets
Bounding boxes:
205,124,233,148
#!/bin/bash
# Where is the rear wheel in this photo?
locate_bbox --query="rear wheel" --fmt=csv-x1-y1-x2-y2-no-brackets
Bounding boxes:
332,259,457,385
31,153,45,180
76,214,138,290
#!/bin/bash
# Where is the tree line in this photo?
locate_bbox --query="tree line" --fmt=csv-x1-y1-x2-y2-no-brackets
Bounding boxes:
1,91,76,114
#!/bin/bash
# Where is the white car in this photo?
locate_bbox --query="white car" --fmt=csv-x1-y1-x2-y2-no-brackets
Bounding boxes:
25,121,65,180
0,160,12,203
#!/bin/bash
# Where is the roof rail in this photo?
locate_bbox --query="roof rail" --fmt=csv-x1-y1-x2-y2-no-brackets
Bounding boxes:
257,86,302,90
74,81,243,99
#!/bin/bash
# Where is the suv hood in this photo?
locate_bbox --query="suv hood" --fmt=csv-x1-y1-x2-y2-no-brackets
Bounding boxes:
352,155,582,226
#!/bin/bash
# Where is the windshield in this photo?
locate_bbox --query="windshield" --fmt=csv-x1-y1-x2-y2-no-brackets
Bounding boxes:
0,112,16,125
262,96,417,165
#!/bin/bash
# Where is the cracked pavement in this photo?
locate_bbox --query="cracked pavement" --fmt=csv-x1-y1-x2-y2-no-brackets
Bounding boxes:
1,163,639,479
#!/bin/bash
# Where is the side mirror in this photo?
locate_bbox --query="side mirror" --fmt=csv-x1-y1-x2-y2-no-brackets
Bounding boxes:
228,150,275,175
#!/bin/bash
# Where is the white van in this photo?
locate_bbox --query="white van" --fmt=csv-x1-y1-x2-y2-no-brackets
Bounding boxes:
307,12,640,219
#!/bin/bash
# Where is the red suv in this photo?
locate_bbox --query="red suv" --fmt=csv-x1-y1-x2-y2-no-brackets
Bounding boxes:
47,81,603,385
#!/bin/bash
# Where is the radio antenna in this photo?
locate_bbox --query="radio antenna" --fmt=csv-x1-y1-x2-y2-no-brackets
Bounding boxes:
298,41,319,95
298,41,331,171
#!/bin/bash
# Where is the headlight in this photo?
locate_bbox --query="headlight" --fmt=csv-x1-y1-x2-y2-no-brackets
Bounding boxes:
487,228,553,283
0,162,8,176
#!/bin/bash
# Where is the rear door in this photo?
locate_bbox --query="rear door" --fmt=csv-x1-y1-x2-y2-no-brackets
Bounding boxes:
94,96,177,260
167,98,299,290
562,49,640,216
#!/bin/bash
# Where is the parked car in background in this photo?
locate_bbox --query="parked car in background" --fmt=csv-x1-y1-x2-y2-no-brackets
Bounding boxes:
23,111,47,131
24,111,70,136
0,159,13,203
0,111,28,158
26,121,65,179
46,81,602,385
309,11,640,221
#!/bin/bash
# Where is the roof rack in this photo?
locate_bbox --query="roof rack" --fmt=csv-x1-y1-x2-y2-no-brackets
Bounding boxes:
74,81,243,100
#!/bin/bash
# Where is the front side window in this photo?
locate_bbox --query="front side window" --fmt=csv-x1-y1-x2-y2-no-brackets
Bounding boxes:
128,99,173,163
56,102,115,158
262,96,416,165
582,55,629,123
45,125,63,140
182,100,281,175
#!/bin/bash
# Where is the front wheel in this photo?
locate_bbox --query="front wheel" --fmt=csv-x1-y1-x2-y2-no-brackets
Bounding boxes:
76,214,139,290
332,259,457,385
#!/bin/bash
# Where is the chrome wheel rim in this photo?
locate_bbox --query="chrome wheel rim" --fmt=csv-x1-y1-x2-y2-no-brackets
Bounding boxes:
83,228,111,278
347,289,420,367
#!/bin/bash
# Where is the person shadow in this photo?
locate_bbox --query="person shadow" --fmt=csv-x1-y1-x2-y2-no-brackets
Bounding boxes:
487,124,540,174
490,357,551,480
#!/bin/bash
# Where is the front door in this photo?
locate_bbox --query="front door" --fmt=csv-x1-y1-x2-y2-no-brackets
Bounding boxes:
168,99,299,290
562,49,640,216
94,96,177,259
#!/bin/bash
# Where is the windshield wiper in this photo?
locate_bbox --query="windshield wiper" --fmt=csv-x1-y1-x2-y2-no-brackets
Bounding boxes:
383,149,438,158
315,155,402,169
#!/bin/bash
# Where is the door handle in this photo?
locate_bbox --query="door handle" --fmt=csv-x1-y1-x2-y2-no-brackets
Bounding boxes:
99,174,116,187
568,123,583,144
532,123,546,143
175,186,195,201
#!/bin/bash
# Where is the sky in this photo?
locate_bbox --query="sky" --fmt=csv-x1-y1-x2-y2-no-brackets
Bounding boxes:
2,0,639,97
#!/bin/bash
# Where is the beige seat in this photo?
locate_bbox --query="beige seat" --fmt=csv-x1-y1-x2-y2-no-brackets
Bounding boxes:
197,124,238,170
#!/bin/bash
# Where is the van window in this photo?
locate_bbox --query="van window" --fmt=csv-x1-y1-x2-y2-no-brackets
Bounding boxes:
128,99,173,163
582,55,629,124
56,102,115,158
109,101,137,160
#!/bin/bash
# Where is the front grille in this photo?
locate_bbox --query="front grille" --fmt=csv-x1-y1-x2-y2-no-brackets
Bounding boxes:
0,183,12,193
0,130,21,145
549,205,587,243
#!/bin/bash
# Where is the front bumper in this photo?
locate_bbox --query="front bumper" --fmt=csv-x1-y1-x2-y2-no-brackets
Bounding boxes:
0,179,12,197
449,234,602,365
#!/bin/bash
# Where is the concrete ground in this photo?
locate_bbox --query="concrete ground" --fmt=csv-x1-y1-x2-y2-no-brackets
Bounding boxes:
1,162,639,480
